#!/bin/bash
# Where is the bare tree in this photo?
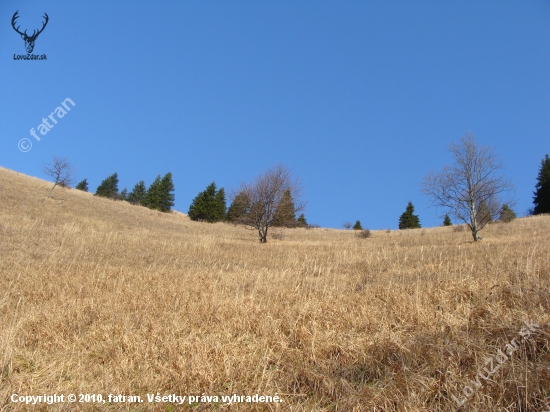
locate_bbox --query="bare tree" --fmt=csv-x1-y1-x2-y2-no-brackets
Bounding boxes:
233,164,305,243
43,156,76,198
422,133,513,241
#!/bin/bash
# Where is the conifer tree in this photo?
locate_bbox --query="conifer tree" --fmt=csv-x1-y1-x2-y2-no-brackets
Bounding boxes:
272,189,297,227
499,204,517,223
188,182,224,222
75,179,88,192
477,200,493,226
117,188,128,201
95,173,119,199
533,154,550,215
297,213,308,228
443,214,452,226
128,181,147,205
398,201,421,229
215,187,227,221
142,175,162,209
353,220,363,230
158,172,175,212
227,192,250,223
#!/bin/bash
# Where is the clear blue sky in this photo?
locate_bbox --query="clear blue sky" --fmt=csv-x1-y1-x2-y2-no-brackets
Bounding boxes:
1,1,548,229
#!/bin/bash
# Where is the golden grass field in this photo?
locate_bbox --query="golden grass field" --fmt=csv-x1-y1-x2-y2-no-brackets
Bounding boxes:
1,166,549,411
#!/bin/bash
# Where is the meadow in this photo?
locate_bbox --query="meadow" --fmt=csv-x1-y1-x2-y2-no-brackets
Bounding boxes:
1,166,549,411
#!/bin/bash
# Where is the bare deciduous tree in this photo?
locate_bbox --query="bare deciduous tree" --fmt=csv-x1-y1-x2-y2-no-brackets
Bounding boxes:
43,156,76,198
233,164,305,243
422,133,513,242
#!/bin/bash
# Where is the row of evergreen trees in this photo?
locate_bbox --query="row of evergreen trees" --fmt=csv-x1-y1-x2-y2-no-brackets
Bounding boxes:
71,153,549,228
187,182,308,227
75,172,175,212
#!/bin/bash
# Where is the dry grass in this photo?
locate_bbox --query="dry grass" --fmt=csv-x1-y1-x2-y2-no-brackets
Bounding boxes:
1,166,549,411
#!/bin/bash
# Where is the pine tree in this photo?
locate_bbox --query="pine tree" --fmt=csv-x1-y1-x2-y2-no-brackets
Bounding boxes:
499,204,517,223
398,201,421,229
353,220,363,230
95,173,119,199
142,175,162,209
188,182,224,222
443,214,452,226
272,189,297,227
75,179,88,192
227,192,250,223
297,213,308,228
533,154,550,215
128,181,147,205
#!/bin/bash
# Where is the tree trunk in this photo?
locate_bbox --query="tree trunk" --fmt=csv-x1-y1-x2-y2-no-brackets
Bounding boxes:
47,183,57,198
258,223,268,243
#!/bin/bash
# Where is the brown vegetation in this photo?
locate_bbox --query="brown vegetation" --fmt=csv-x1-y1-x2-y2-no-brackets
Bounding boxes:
1,167,549,411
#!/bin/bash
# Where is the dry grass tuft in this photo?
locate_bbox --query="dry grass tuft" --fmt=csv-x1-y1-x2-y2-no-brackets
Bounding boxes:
1,166,549,411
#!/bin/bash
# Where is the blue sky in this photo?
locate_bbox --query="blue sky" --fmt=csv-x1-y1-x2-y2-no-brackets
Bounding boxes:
1,1,548,229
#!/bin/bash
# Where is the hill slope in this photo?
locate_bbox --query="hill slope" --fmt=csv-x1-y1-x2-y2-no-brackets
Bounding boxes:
1,166,549,411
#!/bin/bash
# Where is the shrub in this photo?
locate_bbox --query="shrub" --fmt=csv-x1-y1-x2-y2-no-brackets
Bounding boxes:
357,229,372,239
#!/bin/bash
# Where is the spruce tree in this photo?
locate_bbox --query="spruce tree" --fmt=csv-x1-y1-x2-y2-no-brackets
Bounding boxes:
533,154,550,215
297,213,308,228
443,214,452,226
227,192,250,223
142,175,162,209
158,172,175,212
272,189,297,227
477,200,493,226
188,182,224,222
353,220,363,230
128,181,147,205
499,204,517,223
95,173,119,199
398,201,421,229
75,179,88,192
215,187,227,221
117,188,128,201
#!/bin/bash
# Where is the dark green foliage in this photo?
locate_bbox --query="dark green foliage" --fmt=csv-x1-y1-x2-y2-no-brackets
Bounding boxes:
95,173,119,199
75,179,88,192
128,181,147,205
227,192,250,223
353,220,363,230
215,187,227,221
443,214,452,226
141,175,162,209
142,173,175,212
159,173,175,212
188,182,225,222
477,200,493,226
499,204,517,223
533,154,550,215
297,213,308,228
117,188,128,201
399,201,421,229
272,190,297,227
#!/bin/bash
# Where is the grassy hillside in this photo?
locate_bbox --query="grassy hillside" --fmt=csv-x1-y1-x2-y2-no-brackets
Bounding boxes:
1,166,549,411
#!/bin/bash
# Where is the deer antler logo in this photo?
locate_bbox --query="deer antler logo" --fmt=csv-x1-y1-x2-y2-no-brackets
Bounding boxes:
11,11,49,54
